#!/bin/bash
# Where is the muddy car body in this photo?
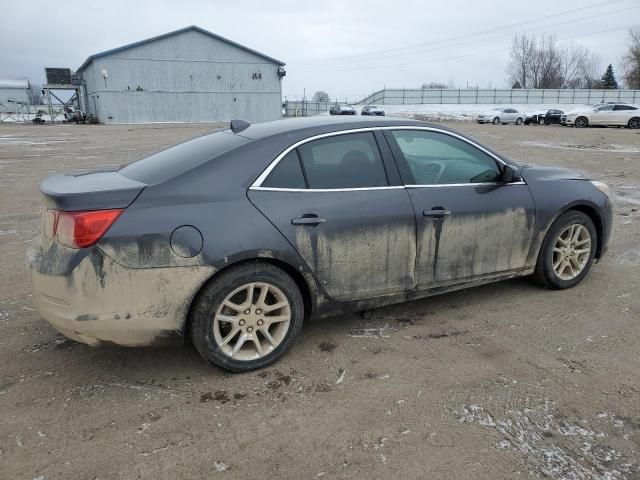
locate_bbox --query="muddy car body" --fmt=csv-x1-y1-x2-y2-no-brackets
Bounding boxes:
27,116,613,371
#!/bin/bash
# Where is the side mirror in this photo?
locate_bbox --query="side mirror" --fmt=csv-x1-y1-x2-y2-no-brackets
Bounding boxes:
500,164,520,183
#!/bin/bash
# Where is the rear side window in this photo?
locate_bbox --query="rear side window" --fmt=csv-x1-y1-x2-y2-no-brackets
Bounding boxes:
297,132,388,189
261,150,306,189
614,105,637,111
119,131,248,184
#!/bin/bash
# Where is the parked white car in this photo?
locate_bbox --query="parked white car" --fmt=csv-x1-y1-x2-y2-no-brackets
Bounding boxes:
562,103,640,129
477,107,525,125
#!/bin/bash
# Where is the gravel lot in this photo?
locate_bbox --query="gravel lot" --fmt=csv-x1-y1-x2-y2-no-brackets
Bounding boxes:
1,121,639,480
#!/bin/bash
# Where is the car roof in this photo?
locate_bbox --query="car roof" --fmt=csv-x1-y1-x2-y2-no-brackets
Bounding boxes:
225,116,440,141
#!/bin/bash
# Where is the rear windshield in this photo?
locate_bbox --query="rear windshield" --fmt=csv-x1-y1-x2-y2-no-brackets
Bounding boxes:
119,131,248,184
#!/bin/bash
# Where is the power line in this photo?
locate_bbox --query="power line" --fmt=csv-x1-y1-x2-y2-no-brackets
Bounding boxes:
293,24,637,74
290,0,631,65
292,4,639,68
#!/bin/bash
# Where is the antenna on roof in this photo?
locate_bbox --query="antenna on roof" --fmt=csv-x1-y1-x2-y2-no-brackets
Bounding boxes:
230,119,251,133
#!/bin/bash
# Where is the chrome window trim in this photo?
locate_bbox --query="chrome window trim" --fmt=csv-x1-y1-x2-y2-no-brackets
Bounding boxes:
251,127,379,188
379,125,508,168
250,125,514,190
406,181,526,188
250,186,405,193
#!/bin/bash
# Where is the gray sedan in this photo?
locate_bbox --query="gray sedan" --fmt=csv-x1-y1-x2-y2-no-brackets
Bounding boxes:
27,117,613,371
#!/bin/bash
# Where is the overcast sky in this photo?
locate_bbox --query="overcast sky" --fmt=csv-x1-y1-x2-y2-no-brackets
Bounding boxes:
1,0,637,101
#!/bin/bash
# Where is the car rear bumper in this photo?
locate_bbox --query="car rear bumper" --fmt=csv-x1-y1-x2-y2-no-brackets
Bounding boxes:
26,238,215,347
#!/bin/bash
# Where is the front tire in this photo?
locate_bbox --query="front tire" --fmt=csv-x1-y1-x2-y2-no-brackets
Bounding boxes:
531,211,597,289
190,262,304,372
516,118,523,125
493,117,500,125
574,116,589,128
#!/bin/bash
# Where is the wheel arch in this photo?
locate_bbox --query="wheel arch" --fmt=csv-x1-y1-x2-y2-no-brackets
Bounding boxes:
538,202,603,260
184,256,317,341
566,204,604,258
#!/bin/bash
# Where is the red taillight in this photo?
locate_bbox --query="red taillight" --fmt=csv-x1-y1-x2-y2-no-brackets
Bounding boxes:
49,209,123,248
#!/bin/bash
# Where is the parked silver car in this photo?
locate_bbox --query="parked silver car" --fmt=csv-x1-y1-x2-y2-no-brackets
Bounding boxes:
477,108,525,125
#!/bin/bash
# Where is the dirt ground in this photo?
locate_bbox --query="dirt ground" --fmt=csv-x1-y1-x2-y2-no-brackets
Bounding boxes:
1,120,639,480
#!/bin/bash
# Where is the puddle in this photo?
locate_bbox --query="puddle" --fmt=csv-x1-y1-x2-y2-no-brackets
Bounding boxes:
0,137,67,146
615,185,640,206
521,141,640,154
618,249,640,266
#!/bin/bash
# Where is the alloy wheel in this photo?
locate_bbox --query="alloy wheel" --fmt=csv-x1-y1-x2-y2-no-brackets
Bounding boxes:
629,118,640,129
575,117,588,128
552,224,592,281
213,282,291,361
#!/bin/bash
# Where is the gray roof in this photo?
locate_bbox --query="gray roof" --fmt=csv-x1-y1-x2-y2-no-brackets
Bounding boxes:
77,25,285,72
0,76,29,89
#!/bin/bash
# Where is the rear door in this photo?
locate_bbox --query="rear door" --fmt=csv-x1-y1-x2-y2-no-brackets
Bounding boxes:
384,128,536,286
248,130,417,301
613,105,638,125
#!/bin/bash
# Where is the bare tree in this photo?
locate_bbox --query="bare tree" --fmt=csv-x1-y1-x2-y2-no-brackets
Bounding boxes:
508,34,536,88
622,27,640,88
421,82,448,89
28,84,43,105
507,34,600,89
311,90,330,102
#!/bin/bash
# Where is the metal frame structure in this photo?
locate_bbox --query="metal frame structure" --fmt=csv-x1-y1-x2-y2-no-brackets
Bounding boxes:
0,99,30,122
0,75,31,122
42,84,81,123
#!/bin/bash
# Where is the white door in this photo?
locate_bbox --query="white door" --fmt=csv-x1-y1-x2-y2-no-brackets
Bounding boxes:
612,105,639,125
591,105,615,125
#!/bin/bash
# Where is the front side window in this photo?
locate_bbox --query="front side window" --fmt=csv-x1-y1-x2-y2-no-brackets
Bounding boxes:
390,130,501,185
297,132,388,189
596,105,614,111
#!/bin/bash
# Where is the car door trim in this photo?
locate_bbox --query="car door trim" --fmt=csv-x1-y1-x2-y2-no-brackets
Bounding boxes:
251,125,515,191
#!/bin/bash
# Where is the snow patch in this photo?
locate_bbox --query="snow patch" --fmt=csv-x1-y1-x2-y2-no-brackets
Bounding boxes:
451,401,638,479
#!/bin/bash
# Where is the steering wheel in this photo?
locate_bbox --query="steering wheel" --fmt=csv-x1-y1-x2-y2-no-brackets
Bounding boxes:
414,161,445,184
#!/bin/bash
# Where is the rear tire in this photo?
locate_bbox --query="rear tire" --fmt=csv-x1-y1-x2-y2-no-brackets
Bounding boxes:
493,117,500,125
531,211,597,289
628,117,640,129
574,116,589,128
190,262,304,372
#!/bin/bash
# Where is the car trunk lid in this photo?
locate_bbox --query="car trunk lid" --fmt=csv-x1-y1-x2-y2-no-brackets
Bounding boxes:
39,170,147,211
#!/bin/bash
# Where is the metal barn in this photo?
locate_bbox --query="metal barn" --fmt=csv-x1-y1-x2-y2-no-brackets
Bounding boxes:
0,76,30,122
76,26,285,124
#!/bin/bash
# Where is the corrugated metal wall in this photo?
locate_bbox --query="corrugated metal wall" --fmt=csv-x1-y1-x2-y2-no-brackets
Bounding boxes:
81,29,283,123
0,87,28,111
359,88,640,105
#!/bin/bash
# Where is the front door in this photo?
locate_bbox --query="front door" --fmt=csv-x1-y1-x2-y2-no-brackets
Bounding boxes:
384,128,536,286
591,105,615,125
248,130,417,301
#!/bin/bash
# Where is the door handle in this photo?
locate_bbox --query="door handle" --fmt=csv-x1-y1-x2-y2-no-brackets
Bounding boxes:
291,215,326,226
423,208,450,217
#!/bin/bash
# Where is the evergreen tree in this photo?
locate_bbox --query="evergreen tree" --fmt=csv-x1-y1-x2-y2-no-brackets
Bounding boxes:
600,64,619,89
